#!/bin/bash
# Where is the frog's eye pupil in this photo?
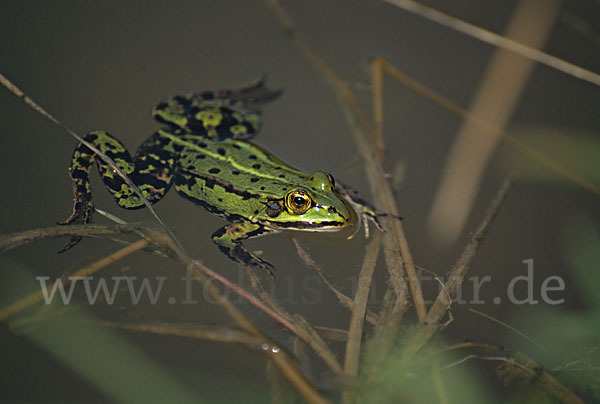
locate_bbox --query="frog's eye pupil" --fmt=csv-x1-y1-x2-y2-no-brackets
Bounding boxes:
294,196,306,205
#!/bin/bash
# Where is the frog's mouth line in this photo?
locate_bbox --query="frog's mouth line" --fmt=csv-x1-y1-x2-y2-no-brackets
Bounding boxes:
269,221,348,231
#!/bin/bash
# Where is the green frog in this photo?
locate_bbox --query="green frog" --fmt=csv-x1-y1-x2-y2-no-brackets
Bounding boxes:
60,78,384,276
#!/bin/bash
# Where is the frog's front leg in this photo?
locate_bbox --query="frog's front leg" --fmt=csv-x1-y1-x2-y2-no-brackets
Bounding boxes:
335,182,395,238
211,221,277,277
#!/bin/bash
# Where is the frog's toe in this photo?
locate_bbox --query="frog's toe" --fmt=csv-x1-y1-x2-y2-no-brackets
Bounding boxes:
57,201,94,253
58,206,83,225
57,213,78,226
58,201,94,225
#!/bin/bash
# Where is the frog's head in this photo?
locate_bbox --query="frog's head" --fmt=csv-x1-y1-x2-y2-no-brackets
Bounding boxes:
267,171,356,231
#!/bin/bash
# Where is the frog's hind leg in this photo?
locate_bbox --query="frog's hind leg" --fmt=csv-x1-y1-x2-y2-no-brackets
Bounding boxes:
211,221,277,278
152,77,282,140
57,144,97,251
59,130,174,251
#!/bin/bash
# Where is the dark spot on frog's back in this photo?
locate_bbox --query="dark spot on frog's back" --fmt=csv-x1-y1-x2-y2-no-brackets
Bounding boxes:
232,170,240,175
104,150,123,159
248,155,257,160
252,164,261,170
173,95,191,106
196,154,206,159
209,168,220,174
70,169,88,180
278,174,285,179
250,178,260,183
200,91,215,100
217,148,226,156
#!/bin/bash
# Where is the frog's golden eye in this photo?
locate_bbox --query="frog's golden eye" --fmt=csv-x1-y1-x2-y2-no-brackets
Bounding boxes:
285,189,312,215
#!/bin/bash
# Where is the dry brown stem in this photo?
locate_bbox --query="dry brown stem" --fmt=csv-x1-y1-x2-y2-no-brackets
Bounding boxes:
342,233,382,403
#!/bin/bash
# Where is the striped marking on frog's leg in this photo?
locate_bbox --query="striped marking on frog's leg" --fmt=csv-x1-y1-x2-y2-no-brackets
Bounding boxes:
211,221,277,278
58,131,103,252
59,143,96,225
59,130,174,251
151,77,281,140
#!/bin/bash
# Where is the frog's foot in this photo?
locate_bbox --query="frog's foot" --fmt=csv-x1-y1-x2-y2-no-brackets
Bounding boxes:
57,199,95,253
211,75,283,109
225,244,276,279
211,222,277,278
58,200,94,225
335,181,401,238
355,207,403,239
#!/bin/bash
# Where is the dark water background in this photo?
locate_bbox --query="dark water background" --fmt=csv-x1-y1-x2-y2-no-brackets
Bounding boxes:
1,0,599,402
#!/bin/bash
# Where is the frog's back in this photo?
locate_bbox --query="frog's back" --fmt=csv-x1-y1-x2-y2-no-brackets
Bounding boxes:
172,132,307,197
